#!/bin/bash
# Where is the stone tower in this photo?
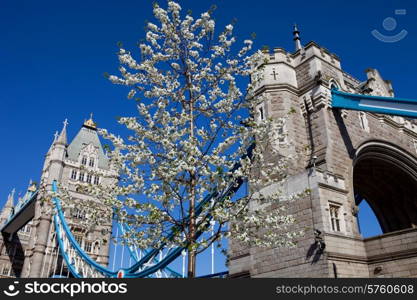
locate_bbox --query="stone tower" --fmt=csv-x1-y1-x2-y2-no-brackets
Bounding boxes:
229,29,417,278
0,116,117,278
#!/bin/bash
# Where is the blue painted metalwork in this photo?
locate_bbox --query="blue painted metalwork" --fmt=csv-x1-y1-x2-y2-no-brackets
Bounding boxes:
116,222,139,262
332,89,417,118
118,222,183,278
0,190,38,233
48,144,254,278
51,176,239,277
52,181,117,277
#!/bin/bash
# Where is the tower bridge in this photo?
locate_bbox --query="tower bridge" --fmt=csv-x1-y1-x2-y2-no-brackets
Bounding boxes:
229,27,417,278
0,116,116,278
1,28,417,278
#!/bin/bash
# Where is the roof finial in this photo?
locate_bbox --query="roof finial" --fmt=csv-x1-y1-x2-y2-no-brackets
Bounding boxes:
84,113,97,129
293,23,302,51
53,131,59,142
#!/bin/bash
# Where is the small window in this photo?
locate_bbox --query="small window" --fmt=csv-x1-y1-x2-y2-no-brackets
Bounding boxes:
74,235,83,246
258,106,264,120
84,241,92,253
79,172,85,182
86,174,92,184
72,209,85,219
2,265,10,276
94,176,100,185
359,112,370,132
94,242,100,254
81,156,87,165
277,123,287,144
19,224,31,234
329,204,341,232
89,158,95,167
71,169,77,180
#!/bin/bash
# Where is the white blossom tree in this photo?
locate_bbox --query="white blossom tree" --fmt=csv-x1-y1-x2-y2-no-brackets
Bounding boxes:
85,1,303,277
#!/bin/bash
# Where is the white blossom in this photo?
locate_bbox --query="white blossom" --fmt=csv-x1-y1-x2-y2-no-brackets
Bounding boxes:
55,1,305,275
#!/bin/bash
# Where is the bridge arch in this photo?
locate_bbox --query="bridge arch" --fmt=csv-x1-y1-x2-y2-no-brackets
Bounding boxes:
353,140,417,234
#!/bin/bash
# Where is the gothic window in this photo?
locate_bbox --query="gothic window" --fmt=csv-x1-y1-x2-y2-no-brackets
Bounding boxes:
94,176,100,185
72,208,85,220
74,235,83,246
71,169,77,180
81,156,88,166
84,241,92,253
259,107,264,120
89,158,95,167
277,122,287,144
19,224,31,234
329,204,341,232
86,174,92,184
79,172,85,182
94,241,100,254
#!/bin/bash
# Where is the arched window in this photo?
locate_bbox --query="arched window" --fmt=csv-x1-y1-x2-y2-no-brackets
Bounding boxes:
258,106,264,120
72,208,85,220
94,241,100,255
329,204,341,232
74,235,83,247
327,201,345,233
86,174,92,184
71,169,77,180
84,241,92,253
81,156,87,165
89,158,95,167
79,172,85,182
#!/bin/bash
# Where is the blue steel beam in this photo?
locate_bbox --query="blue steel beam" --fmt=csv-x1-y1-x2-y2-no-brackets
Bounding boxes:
332,89,417,118
51,144,255,278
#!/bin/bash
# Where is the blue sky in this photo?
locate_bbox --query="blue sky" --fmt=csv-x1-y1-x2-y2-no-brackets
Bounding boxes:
1,0,416,274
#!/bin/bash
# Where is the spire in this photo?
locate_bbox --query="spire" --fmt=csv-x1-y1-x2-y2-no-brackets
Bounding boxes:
0,189,15,223
293,23,302,51
83,113,97,130
5,188,15,208
56,119,68,145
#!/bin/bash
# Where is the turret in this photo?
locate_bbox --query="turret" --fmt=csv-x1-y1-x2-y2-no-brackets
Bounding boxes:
42,120,68,187
0,189,15,226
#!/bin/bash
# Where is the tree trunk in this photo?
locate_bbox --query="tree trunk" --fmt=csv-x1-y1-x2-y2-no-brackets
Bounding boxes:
187,173,196,277
187,244,196,277
186,70,197,278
